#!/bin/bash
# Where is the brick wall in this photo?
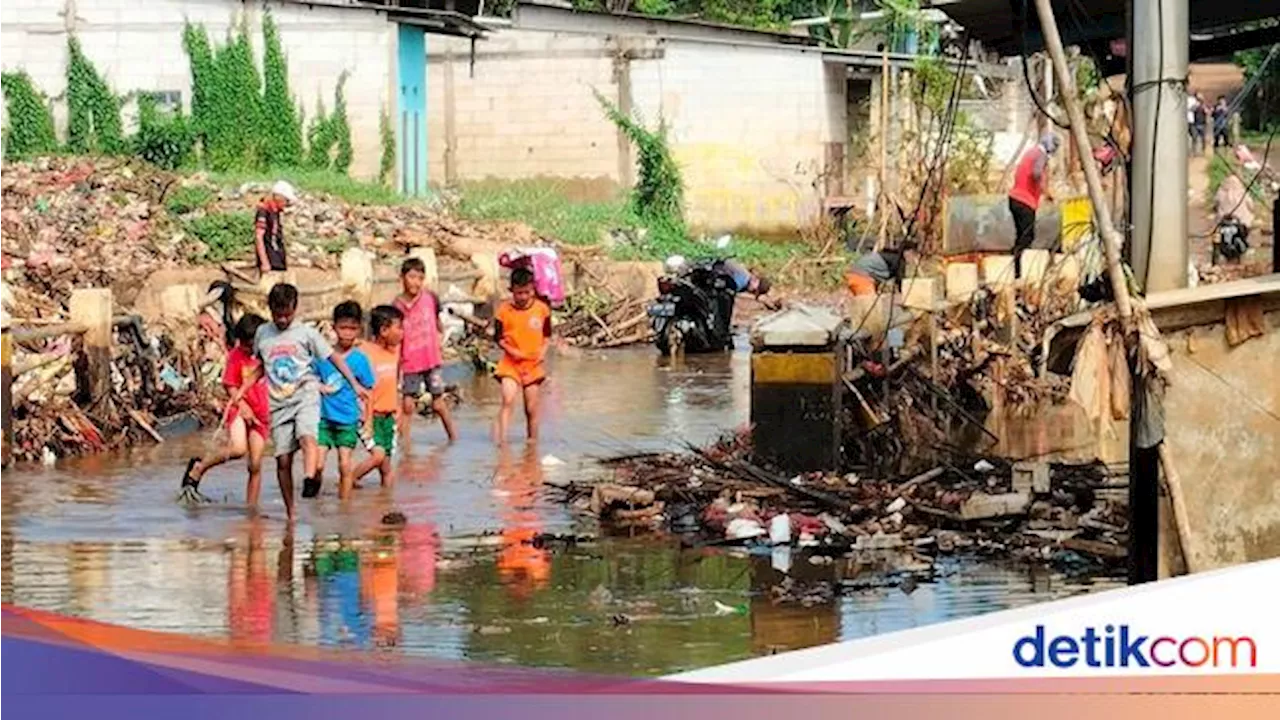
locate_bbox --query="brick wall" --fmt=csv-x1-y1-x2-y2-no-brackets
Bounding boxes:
0,0,393,179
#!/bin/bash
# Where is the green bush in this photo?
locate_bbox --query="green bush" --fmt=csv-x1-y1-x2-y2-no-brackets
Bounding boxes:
595,90,686,238
165,185,216,215
332,73,352,175
306,98,335,170
134,94,196,170
1,71,58,160
379,108,396,186
185,211,255,261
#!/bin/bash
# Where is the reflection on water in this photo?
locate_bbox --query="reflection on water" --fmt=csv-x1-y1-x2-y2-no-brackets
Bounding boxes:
1,347,1121,676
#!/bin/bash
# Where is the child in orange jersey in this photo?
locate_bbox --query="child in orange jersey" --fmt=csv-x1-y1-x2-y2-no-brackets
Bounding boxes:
493,267,552,443
352,305,404,488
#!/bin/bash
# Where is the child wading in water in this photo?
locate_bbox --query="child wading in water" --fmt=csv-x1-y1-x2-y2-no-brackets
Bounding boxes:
394,257,457,448
181,314,270,506
493,267,552,443
353,305,404,488
316,301,375,500
230,284,367,521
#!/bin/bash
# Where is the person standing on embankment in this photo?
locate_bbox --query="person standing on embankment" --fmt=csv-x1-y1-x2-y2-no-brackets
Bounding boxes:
1008,133,1060,279
255,181,298,274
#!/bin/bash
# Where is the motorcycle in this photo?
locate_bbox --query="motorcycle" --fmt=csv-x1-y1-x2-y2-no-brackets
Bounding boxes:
648,241,738,356
1213,215,1249,265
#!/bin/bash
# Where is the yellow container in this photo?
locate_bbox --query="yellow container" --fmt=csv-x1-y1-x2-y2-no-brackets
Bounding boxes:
1061,196,1093,251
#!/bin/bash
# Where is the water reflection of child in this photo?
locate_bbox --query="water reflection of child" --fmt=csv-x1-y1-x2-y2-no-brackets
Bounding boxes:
227,520,273,645
313,539,371,648
495,446,550,599
361,538,401,648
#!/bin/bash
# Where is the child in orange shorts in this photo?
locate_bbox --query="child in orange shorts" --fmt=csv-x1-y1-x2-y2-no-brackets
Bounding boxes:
493,267,551,443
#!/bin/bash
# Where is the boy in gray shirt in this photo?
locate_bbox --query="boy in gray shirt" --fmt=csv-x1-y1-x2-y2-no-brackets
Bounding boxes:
230,284,367,519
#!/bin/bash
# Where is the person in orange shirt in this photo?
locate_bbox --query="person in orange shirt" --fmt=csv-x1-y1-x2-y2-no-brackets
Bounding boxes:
353,305,403,488
493,268,552,443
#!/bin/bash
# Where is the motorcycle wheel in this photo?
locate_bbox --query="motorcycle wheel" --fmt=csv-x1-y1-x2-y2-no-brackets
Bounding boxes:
655,321,683,357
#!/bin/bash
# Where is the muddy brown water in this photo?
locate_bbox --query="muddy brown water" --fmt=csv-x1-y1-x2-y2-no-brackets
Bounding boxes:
1,345,1122,676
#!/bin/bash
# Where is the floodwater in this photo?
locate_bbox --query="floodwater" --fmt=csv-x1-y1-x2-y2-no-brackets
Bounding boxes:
1,346,1122,676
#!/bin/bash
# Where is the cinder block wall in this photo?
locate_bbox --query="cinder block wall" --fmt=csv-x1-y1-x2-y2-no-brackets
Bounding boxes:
0,0,394,179
427,25,847,233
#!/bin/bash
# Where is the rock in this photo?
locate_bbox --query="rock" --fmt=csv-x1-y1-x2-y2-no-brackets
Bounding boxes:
959,492,1032,520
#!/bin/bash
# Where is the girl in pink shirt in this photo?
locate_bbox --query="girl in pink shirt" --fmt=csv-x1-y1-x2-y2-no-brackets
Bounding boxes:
394,257,457,446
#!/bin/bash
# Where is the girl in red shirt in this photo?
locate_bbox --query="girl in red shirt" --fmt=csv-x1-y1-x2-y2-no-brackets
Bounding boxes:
181,314,271,508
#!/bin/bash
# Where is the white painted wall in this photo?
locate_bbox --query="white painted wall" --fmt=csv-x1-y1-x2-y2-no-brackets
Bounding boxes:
0,0,394,179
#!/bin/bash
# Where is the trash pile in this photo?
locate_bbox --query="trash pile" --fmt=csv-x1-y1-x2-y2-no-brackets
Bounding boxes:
1,156,566,465
560,429,1128,577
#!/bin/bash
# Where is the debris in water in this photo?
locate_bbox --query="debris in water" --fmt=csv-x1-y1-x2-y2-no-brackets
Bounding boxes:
381,511,408,526
541,454,565,467
713,600,747,616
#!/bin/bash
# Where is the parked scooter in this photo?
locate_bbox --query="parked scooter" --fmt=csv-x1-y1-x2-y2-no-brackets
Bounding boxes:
648,237,738,356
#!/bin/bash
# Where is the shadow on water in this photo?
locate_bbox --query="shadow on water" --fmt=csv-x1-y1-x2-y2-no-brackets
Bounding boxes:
1,345,1121,675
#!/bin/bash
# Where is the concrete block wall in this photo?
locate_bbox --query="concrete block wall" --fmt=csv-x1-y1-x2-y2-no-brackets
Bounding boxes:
425,26,846,233
630,41,845,232
0,0,394,179
425,31,621,187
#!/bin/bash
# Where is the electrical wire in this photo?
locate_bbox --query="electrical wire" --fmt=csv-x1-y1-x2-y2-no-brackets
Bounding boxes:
1019,0,1070,130
1193,126,1276,241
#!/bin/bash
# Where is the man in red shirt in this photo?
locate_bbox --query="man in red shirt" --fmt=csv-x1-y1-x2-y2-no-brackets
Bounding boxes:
1008,133,1060,279
255,181,298,273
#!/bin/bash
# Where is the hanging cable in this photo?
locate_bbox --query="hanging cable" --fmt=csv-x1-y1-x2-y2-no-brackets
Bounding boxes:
1019,0,1070,130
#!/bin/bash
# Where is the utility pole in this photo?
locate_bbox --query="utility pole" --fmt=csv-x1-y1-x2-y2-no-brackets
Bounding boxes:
1130,0,1189,292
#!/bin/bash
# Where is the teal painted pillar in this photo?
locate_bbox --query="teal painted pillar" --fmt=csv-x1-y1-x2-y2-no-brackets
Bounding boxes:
397,24,428,196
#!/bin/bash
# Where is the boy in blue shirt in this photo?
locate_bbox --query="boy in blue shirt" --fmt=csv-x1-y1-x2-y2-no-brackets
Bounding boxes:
316,301,375,500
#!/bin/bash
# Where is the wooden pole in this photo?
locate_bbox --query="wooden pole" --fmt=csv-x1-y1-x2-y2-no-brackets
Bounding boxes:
2,322,12,468
1032,0,1132,324
69,288,113,406
878,46,889,250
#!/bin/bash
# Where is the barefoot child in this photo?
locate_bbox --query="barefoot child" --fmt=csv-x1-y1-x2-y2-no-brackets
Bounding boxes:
493,267,552,443
353,305,404,488
181,314,270,507
394,257,457,447
316,301,375,500
230,284,367,520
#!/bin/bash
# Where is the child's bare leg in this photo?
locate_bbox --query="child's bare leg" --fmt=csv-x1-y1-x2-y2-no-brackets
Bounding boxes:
353,447,385,483
523,382,542,441
337,447,355,500
433,395,458,443
379,454,395,488
276,451,296,521
245,429,265,509
301,436,321,479
191,418,248,481
495,377,519,444
399,395,416,454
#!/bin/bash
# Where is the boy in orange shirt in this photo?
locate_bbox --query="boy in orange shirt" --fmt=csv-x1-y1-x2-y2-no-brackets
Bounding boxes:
353,305,403,488
493,267,552,443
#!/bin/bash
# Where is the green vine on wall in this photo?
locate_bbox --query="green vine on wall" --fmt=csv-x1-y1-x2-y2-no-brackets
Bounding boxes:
66,36,125,154
595,90,685,236
134,93,196,170
261,10,303,167
304,73,352,174
332,72,353,175
378,107,395,186
1,71,59,161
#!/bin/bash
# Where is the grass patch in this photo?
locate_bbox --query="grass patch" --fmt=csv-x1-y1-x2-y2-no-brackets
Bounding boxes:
208,168,405,205
185,211,255,261
456,178,807,267
1206,153,1265,206
455,179,630,247
164,185,215,215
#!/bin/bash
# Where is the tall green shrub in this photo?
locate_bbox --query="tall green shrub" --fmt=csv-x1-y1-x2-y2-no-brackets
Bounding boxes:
210,22,264,170
1,71,58,160
331,72,352,175
134,94,195,170
595,90,685,229
306,97,334,169
378,108,395,185
66,36,125,154
182,22,215,152
260,10,303,167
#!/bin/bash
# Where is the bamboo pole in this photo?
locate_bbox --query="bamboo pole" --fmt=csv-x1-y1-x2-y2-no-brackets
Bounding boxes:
1032,0,1132,324
878,46,889,250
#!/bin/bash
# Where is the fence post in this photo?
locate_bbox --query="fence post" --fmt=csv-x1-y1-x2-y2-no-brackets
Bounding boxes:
2,317,11,468
70,288,113,405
